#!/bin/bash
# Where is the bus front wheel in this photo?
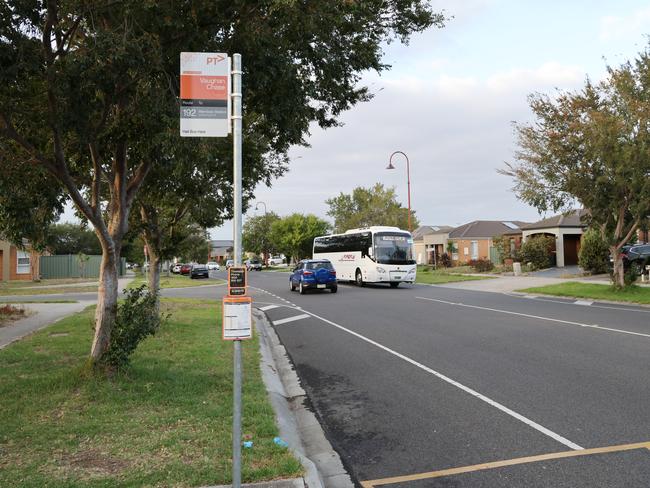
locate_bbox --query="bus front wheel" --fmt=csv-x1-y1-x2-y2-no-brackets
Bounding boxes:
355,269,364,287
390,282,399,288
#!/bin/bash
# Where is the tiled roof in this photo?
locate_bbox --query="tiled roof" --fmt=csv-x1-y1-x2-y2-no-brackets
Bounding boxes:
522,210,588,230
412,225,453,240
448,221,529,239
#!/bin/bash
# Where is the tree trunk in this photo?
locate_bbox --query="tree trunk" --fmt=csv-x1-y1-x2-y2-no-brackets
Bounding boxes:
610,246,625,288
148,252,161,313
90,248,120,361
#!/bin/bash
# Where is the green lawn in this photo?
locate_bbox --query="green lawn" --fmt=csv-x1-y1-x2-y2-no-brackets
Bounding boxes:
518,281,650,305
416,266,493,285
0,299,301,487
0,285,98,296
128,272,226,289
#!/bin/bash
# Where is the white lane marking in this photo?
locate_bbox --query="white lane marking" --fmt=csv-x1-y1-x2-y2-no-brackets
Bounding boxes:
574,300,593,306
416,297,650,339
259,305,281,311
294,307,583,451
273,314,311,325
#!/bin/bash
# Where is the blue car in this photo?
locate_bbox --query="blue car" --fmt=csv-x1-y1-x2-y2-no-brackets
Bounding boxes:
289,259,338,294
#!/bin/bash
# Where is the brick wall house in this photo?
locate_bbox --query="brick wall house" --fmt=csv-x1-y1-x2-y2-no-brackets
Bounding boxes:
448,221,528,265
0,239,41,281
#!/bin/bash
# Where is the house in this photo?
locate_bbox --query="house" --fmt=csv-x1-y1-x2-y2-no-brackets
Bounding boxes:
521,210,587,267
412,225,453,265
448,221,528,264
0,239,41,281
209,239,234,264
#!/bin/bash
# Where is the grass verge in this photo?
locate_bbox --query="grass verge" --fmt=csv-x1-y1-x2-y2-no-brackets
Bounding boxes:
518,282,650,305
0,286,98,296
416,266,493,285
127,272,225,289
0,298,302,486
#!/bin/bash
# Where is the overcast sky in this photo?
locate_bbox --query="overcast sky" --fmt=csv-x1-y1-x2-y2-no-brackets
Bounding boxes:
59,1,650,239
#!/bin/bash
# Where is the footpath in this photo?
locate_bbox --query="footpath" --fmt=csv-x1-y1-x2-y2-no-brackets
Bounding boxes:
0,276,133,349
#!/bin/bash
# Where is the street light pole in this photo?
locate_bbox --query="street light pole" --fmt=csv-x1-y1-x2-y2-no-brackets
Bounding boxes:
386,151,412,232
255,202,268,266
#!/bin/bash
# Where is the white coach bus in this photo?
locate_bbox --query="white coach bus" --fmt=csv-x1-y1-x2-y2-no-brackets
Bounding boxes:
312,226,416,287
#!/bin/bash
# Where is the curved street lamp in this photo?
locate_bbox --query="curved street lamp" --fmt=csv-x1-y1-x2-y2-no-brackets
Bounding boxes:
255,201,267,214
386,151,412,232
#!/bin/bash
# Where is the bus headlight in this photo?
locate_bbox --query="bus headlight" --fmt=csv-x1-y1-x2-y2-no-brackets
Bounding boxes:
376,267,386,273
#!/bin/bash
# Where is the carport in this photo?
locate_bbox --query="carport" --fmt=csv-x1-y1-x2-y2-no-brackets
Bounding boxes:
521,210,587,268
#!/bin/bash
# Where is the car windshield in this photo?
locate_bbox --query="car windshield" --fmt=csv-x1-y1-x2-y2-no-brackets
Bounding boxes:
374,233,415,265
306,261,333,271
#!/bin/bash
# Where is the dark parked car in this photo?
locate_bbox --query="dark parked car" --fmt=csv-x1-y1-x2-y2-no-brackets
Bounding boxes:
180,264,192,275
624,244,650,274
289,259,337,294
190,264,209,279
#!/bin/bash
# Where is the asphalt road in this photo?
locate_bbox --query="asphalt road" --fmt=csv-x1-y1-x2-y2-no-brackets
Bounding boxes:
240,270,650,488
7,270,650,486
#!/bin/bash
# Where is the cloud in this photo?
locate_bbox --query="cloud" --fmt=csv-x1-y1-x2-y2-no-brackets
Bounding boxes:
219,61,586,240
600,7,650,42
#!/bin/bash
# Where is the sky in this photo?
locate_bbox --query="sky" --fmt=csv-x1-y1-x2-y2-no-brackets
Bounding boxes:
60,1,650,238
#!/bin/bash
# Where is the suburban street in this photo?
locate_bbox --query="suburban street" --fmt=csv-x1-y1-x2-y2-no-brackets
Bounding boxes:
227,271,650,487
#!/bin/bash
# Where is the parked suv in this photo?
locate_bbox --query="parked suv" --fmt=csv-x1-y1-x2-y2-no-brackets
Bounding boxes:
246,259,263,271
624,244,650,274
289,259,337,294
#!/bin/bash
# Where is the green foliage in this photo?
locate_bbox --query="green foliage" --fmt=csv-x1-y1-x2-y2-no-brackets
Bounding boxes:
468,258,494,272
326,183,419,233
243,212,281,256
45,223,102,255
578,229,610,274
519,236,555,271
504,47,650,286
269,214,330,262
101,286,163,370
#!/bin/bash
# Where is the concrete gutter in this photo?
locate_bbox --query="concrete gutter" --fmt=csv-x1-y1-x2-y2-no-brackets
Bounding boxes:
254,310,354,488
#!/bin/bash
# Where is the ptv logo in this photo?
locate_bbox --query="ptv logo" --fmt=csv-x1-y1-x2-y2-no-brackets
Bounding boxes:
207,55,226,64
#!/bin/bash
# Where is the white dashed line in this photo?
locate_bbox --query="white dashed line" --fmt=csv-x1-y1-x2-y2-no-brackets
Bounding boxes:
574,300,594,306
273,314,311,325
259,305,281,311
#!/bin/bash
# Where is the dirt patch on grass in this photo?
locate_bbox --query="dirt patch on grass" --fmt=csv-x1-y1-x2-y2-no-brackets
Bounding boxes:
61,449,130,477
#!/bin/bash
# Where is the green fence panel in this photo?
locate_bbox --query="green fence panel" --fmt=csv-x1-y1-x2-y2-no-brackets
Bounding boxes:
40,255,127,279
489,246,501,264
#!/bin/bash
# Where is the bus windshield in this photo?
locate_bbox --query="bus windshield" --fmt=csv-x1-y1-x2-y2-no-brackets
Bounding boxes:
374,233,415,265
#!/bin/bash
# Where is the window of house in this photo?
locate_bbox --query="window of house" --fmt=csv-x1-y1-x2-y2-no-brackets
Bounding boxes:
470,241,479,259
16,250,30,274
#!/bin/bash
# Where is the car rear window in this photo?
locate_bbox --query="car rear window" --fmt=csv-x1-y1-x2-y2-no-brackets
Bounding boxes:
306,261,333,271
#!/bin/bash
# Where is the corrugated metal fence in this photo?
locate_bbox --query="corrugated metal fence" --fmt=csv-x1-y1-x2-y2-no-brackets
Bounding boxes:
40,255,126,279
489,246,501,264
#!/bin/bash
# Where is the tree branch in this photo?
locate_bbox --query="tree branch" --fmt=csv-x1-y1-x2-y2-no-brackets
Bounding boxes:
89,142,103,219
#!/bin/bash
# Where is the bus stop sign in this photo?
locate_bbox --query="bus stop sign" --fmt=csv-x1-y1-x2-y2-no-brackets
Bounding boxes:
228,267,247,296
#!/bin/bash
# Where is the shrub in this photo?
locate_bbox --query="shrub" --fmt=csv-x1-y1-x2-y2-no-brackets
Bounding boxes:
101,286,163,370
436,252,452,268
519,235,554,271
578,229,609,274
467,258,494,272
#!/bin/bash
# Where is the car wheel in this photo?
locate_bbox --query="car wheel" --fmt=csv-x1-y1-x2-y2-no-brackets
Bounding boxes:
355,269,364,287
390,282,399,288
299,281,306,295
331,285,338,293
632,261,643,275
290,279,296,291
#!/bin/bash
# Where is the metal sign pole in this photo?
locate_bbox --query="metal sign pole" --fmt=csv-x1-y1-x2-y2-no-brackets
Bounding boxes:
231,53,243,488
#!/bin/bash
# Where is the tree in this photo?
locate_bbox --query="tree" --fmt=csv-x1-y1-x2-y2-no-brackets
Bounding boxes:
579,228,610,275
502,50,650,287
46,223,102,255
326,183,419,233
269,214,330,263
519,236,554,271
243,212,281,265
0,2,444,364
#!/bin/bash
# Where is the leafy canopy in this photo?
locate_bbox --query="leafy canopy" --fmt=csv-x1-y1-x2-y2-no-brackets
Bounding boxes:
269,214,329,262
326,183,419,233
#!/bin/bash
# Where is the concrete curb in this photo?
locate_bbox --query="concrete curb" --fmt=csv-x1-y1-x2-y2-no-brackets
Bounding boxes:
254,310,354,488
